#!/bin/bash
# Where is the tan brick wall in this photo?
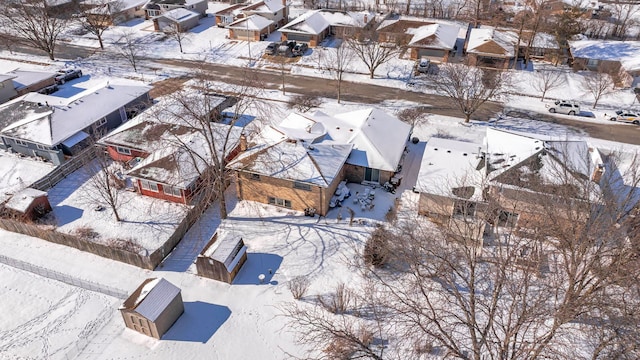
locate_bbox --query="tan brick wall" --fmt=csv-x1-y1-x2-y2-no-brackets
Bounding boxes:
235,169,344,215
344,164,393,185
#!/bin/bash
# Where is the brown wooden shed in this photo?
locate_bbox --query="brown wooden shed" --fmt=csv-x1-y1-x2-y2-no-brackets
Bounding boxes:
3,188,51,221
119,278,184,339
196,232,248,284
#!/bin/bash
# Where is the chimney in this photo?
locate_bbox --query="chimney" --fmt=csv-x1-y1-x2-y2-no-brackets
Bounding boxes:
364,14,368,23
592,164,605,183
239,132,247,152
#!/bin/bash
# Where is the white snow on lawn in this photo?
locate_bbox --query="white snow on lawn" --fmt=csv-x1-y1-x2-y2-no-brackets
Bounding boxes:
0,150,55,203
46,160,190,253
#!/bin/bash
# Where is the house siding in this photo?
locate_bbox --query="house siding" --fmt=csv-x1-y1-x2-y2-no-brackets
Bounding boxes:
136,179,189,204
152,293,185,339
106,146,149,162
1,137,65,165
235,169,343,215
0,79,18,104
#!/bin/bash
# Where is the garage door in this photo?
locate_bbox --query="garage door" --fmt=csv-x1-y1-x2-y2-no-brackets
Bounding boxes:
417,48,446,59
286,33,312,43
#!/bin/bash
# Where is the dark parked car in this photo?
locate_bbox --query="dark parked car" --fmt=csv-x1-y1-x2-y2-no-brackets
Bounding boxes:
292,43,308,56
55,69,82,84
264,42,278,55
38,84,59,95
277,41,296,57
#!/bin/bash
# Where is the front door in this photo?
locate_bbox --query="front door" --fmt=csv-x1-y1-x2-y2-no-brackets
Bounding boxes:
364,167,380,183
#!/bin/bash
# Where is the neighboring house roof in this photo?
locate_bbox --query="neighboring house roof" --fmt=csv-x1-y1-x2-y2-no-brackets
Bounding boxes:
276,108,410,172
407,23,459,49
280,9,373,35
5,69,56,92
240,0,285,14
127,123,243,189
84,0,148,13
415,137,485,201
228,126,353,187
416,128,604,201
0,74,16,83
0,83,151,147
569,40,640,71
155,7,199,23
227,14,273,30
467,28,517,57
121,278,181,322
279,10,329,35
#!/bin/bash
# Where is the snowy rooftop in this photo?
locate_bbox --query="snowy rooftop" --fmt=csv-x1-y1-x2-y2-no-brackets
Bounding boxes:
228,126,353,187
569,40,640,71
408,23,459,49
201,231,247,271
280,10,329,35
467,28,517,57
276,108,410,172
121,278,181,322
415,137,485,200
158,8,200,22
0,82,151,146
5,69,56,92
4,188,48,213
0,150,55,204
227,15,273,30
240,0,285,14
127,123,243,189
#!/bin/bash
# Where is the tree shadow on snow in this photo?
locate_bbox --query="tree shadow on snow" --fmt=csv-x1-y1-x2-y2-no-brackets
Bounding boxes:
161,301,231,343
233,253,282,285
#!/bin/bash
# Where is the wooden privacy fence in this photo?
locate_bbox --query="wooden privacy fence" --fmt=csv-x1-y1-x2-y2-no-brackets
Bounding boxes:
0,193,210,270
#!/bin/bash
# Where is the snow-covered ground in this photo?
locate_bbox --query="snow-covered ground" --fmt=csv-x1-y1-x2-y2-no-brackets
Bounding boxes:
0,151,55,203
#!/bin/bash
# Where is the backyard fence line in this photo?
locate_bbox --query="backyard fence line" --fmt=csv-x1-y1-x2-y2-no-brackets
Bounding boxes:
0,254,128,299
30,146,97,191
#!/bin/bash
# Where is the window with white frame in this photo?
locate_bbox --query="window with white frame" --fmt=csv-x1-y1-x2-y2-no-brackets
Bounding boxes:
96,117,107,127
163,185,182,197
14,139,28,147
139,179,158,192
36,144,50,151
116,146,131,155
268,196,291,208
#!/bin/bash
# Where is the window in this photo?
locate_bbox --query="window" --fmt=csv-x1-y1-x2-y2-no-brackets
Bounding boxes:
36,144,50,150
116,146,131,155
163,185,182,197
364,167,380,182
497,210,519,227
96,117,107,127
453,200,476,217
586,58,599,67
268,196,291,208
14,139,28,146
250,173,261,181
139,179,158,192
293,181,311,191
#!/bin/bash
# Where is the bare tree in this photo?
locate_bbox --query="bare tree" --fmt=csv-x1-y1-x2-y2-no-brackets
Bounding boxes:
284,147,640,359
0,0,71,60
346,28,402,79
320,42,354,104
287,94,323,112
164,21,190,54
84,147,124,222
533,70,565,102
608,2,640,39
155,71,266,219
584,67,614,109
76,0,123,50
114,29,144,72
433,64,507,123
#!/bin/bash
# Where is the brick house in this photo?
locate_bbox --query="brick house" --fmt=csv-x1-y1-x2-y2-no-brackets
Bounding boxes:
279,9,374,47
153,8,201,32
226,15,275,41
0,82,151,165
228,108,410,214
569,40,640,88
119,278,184,339
229,126,352,215
142,0,208,19
376,16,462,61
236,0,288,28
100,94,243,204
465,27,516,69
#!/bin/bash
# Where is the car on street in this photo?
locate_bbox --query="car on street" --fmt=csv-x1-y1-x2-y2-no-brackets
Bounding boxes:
55,69,82,84
292,43,308,56
417,57,431,73
609,110,640,124
547,100,580,116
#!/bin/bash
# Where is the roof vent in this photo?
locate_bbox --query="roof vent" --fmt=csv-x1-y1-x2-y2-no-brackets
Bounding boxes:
447,150,451,153
336,126,340,130
463,153,467,156
434,148,438,151
308,145,315,150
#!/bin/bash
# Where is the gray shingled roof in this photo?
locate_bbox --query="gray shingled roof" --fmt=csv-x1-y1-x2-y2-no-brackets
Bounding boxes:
135,278,181,322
